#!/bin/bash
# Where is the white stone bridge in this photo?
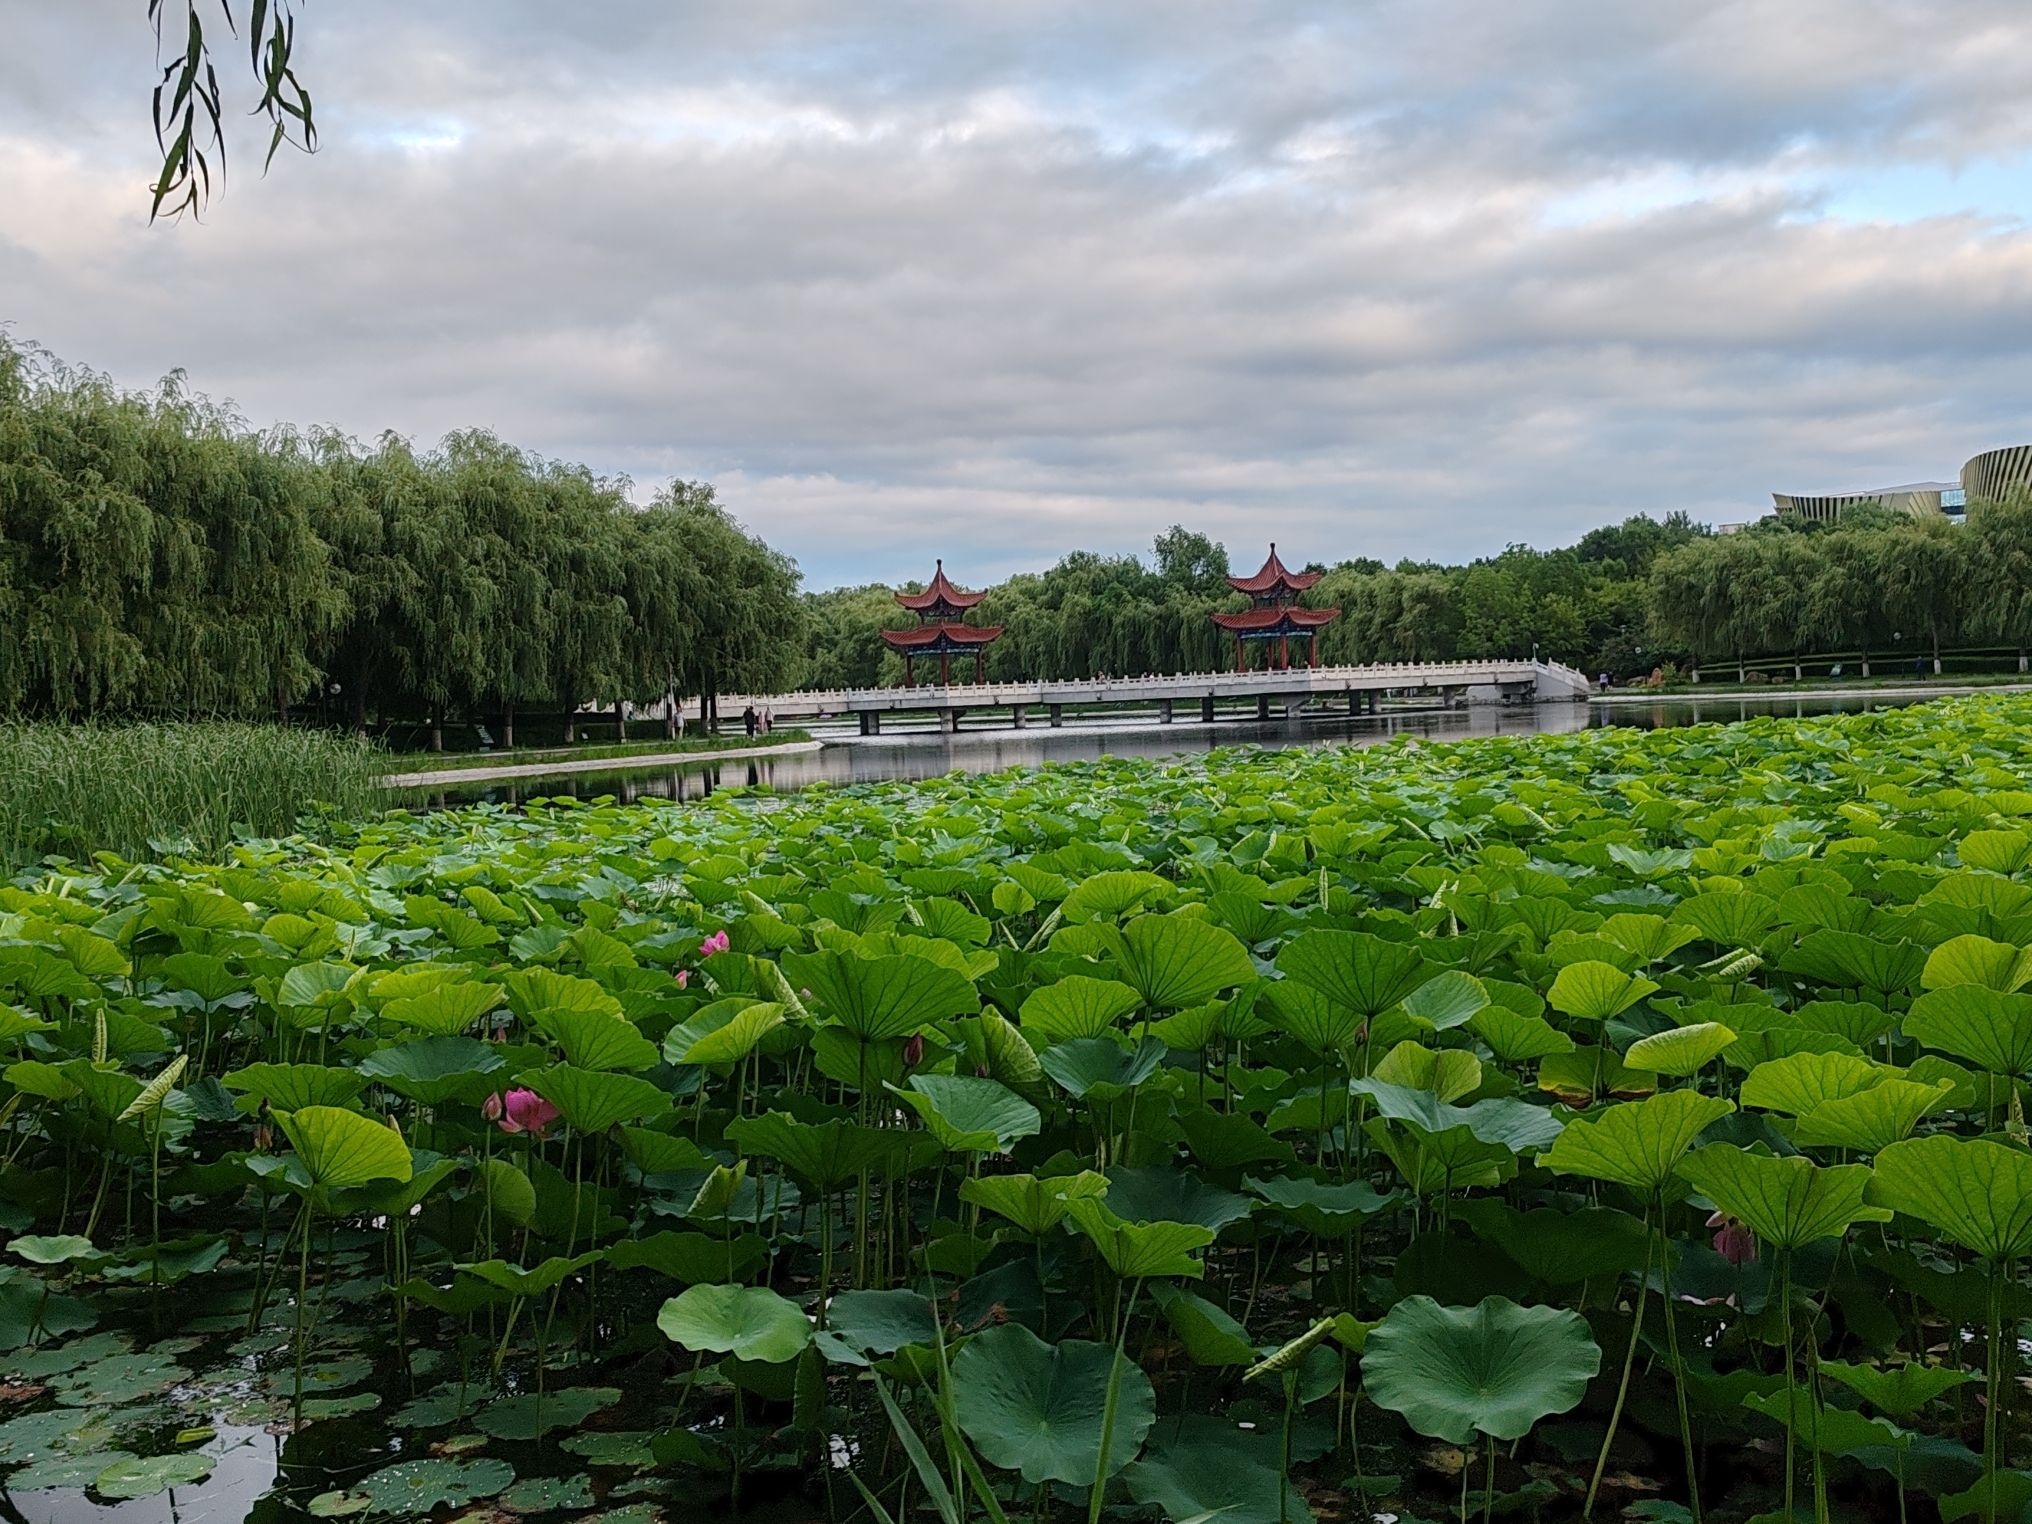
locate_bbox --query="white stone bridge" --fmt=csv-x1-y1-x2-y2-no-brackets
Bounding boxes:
694,660,1591,735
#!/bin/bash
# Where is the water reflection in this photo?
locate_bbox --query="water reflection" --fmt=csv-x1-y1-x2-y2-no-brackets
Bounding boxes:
407,691,1934,810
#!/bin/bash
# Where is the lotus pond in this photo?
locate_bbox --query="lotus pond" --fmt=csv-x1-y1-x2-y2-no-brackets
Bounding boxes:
12,697,2032,1524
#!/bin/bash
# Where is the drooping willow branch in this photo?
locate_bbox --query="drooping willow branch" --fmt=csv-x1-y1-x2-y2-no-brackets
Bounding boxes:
147,0,317,221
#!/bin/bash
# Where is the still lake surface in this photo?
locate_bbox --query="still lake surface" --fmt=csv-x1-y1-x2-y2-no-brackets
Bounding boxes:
406,691,1941,809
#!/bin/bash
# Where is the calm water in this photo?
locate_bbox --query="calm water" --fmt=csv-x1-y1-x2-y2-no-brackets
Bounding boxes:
406,692,1937,809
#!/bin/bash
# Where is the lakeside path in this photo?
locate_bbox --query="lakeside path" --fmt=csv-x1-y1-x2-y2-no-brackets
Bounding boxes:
382,739,825,787
1593,680,2032,706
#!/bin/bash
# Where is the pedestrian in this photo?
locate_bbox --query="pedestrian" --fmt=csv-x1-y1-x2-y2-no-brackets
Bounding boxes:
1597,672,1609,692
743,704,758,737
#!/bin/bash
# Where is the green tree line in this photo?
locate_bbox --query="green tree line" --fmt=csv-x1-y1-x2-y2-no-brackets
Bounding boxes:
0,341,800,744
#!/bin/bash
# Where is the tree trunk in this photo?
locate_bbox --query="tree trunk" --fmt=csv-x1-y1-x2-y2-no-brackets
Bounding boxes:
663,690,677,740
501,699,515,751
1932,630,1942,676
563,693,577,744
616,699,627,742
349,688,368,737
1737,655,1746,682
2019,648,2027,674
428,718,443,753
1860,653,1871,678
275,679,291,726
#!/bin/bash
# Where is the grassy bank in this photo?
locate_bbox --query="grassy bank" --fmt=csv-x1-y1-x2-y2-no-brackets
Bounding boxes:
0,721,383,867
388,728,811,775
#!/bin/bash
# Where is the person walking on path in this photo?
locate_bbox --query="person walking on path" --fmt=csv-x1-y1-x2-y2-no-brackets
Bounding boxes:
743,704,758,737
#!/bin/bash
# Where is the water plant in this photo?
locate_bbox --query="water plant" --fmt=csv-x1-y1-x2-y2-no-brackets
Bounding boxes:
6,694,2032,1521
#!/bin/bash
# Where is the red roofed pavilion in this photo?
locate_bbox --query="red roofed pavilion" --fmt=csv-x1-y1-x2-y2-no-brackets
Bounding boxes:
882,560,1004,686
1211,544,1340,672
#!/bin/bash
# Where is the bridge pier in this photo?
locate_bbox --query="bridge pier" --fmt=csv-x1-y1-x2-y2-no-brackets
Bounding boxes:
860,712,881,736
1049,705,1064,728
1255,695,1270,721
1201,696,1214,723
1011,705,1028,728
940,709,961,735
1158,700,1173,724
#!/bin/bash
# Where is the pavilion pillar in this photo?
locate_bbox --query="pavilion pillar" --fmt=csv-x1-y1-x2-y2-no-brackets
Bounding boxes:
904,658,915,688
1235,638,1244,674
1159,700,1173,724
1201,695,1214,723
1279,635,1289,671
975,651,984,684
1049,704,1064,728
940,651,951,686
1309,637,1318,669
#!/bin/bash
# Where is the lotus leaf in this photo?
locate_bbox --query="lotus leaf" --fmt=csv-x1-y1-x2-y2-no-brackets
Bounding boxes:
1361,1295,1601,1443
952,1323,1156,1485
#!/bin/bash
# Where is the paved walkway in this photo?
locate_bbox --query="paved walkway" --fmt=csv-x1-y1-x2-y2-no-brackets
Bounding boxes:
1593,681,2032,706
383,739,824,787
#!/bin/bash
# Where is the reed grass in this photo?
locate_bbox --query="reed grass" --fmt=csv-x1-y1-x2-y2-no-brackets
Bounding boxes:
0,722,384,867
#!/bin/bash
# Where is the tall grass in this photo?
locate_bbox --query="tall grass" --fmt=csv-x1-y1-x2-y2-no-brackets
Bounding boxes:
0,722,384,868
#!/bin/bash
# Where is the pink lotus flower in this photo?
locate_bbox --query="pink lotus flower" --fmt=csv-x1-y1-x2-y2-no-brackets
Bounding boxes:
484,1088,561,1140
902,1033,925,1068
1708,1210,1757,1266
674,968,691,989
700,929,731,957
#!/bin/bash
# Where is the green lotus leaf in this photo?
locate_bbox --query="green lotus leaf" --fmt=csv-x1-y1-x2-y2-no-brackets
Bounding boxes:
1468,1004,1576,1062
93,1451,215,1499
1102,1167,1254,1232
959,1170,1109,1235
502,966,624,1023
1671,890,1781,948
1149,1281,1257,1367
952,1322,1156,1485
1793,999,1900,1048
1348,1078,1565,1154
1922,934,2032,994
781,949,978,1040
516,1064,671,1132
275,1105,412,1192
1242,1173,1397,1235
222,1062,366,1114
606,1231,768,1284
474,1385,621,1440
1372,1040,1483,1101
1399,970,1489,1030
1622,1021,1736,1076
1062,1196,1216,1279
1361,1295,1601,1443
532,1005,660,1072
1059,869,1174,924
1675,1144,1888,1248
355,1037,504,1106
1819,1359,1976,1417
818,1289,938,1360
1038,1034,1167,1099
1905,985,2032,1076
725,1110,930,1189
1960,829,2032,874
1276,929,1429,1017
1784,929,1927,995
956,1012,1044,1093
379,980,504,1037
1094,913,1256,1012
1740,1389,1904,1458
1738,1050,1890,1115
658,1283,811,1363
355,1457,514,1514
10,1234,103,1265
1546,961,1658,1021
1871,1135,2032,1261
9,1450,139,1492
894,1074,1041,1153
670,1002,787,1066
1019,976,1142,1044
1790,1076,1953,1155
1262,980,1365,1056
457,1252,602,1297
1451,1200,1651,1285
1123,1414,1315,1524
1542,1088,1734,1193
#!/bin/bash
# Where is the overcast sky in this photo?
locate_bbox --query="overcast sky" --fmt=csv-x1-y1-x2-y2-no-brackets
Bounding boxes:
6,3,2032,588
